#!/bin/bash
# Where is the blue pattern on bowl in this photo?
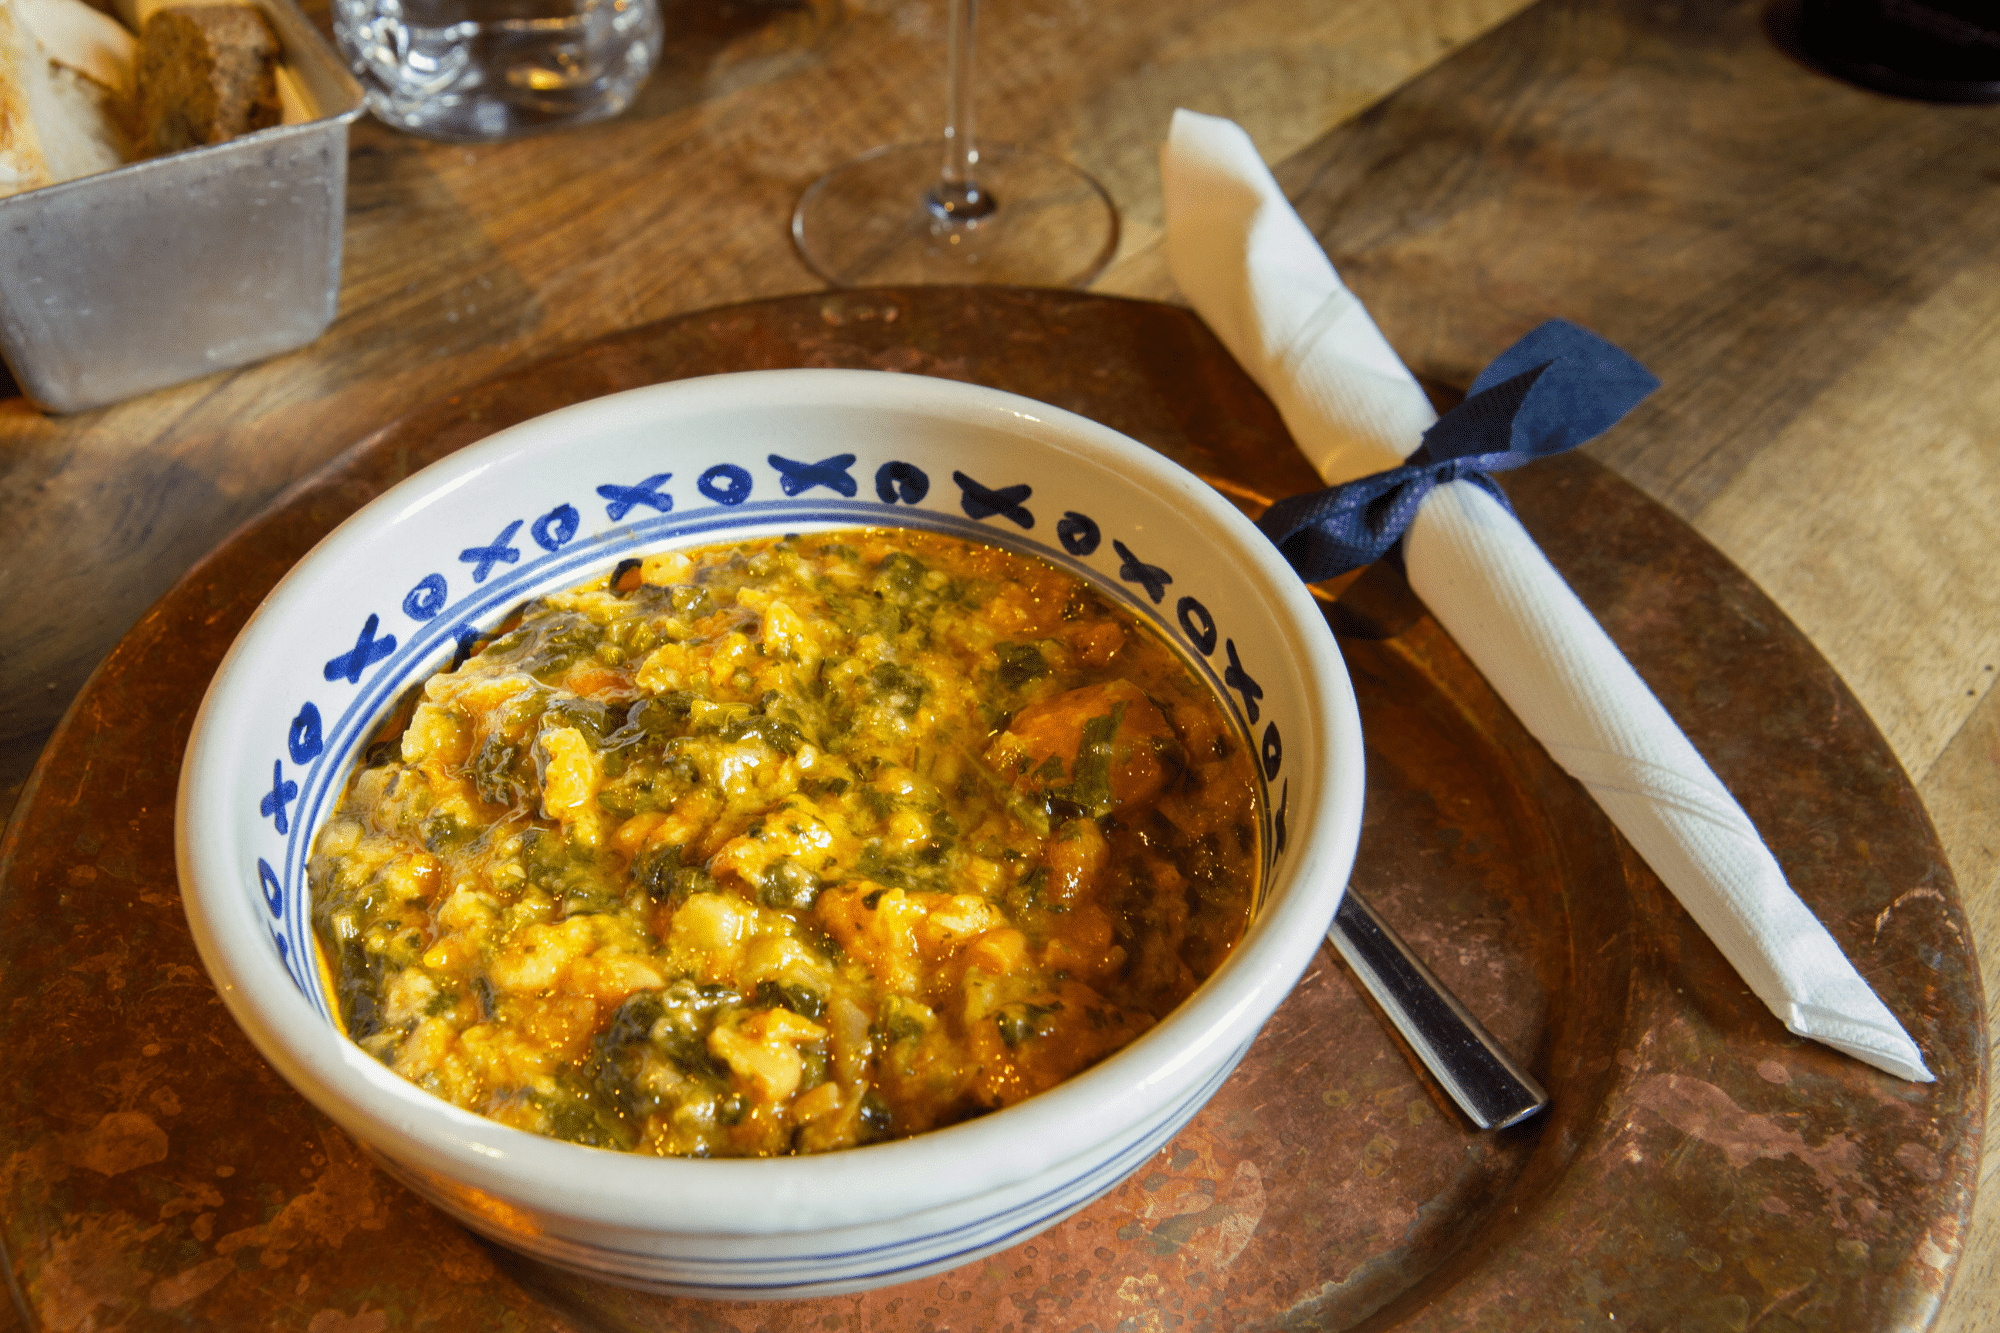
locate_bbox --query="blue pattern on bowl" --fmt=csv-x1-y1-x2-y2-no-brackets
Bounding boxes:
259,454,1298,1022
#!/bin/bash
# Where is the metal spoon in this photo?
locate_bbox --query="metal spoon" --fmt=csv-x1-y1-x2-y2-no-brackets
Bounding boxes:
1326,891,1549,1130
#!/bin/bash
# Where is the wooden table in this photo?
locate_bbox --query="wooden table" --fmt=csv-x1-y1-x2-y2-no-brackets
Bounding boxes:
2,0,1995,1327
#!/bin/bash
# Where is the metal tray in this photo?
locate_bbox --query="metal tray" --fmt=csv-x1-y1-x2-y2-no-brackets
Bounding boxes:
0,0,364,413
0,289,1978,1331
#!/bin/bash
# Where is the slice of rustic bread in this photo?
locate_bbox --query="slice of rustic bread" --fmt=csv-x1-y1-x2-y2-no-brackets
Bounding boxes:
136,3,277,154
0,0,127,197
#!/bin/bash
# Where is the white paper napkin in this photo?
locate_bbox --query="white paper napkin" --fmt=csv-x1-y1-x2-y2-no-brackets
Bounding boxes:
1162,107,1932,1083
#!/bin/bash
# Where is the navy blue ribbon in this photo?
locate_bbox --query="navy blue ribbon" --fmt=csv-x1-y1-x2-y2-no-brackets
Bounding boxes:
1256,319,1659,582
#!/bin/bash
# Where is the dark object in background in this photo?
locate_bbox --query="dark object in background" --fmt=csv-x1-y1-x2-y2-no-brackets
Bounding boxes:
1799,0,2000,103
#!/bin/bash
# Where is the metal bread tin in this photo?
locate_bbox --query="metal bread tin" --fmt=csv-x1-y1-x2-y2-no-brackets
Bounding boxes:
0,0,364,413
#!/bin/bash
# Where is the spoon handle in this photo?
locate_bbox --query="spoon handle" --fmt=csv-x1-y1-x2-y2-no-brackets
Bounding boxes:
1326,891,1550,1130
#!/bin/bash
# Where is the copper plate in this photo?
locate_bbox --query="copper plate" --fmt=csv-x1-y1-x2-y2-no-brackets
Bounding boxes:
0,289,1980,1332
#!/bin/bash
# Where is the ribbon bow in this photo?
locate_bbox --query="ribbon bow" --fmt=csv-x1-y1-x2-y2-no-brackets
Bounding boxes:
1256,320,1660,581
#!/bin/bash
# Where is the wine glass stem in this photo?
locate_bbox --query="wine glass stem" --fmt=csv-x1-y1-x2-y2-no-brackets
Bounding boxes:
934,0,994,219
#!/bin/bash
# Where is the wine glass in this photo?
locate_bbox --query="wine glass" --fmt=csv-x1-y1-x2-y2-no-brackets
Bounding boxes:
791,0,1119,287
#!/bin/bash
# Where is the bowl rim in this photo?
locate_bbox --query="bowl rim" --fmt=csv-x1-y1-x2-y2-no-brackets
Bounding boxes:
176,367,1365,1238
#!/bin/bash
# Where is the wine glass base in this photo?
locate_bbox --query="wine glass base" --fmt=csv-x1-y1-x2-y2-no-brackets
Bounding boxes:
792,141,1119,288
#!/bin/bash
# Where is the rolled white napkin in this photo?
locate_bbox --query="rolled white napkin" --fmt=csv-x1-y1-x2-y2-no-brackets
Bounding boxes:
1162,107,1932,1083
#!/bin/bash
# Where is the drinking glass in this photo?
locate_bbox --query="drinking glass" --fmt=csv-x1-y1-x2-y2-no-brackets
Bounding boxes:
791,0,1118,287
334,0,663,142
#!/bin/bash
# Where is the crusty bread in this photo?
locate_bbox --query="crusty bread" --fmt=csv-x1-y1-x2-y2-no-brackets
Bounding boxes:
23,0,138,89
0,0,127,197
136,4,277,154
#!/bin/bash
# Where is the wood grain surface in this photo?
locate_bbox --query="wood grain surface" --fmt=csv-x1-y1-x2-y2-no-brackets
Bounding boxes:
0,0,1530,819
4,0,1998,1327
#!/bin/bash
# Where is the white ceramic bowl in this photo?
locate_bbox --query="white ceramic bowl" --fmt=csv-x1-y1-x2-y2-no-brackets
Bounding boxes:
175,369,1365,1300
